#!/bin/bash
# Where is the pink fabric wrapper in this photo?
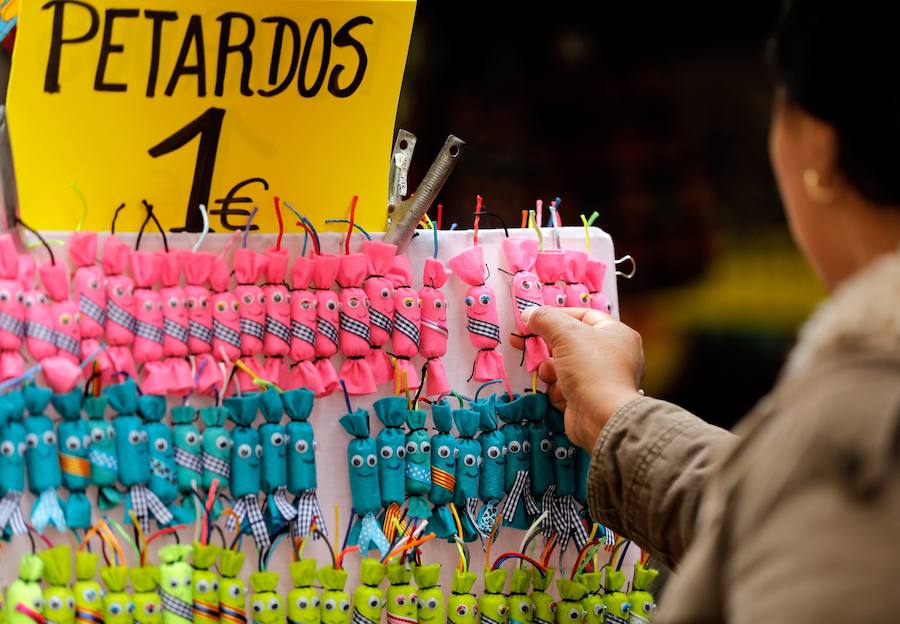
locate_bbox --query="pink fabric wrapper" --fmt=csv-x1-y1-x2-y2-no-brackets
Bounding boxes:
236,357,266,394
39,262,70,303
182,250,215,355
448,246,507,383
0,281,24,351
502,238,549,372
18,255,36,290
337,253,375,395
584,259,612,312
130,251,165,365
68,231,97,269
70,232,106,339
24,292,56,360
388,255,420,389
419,258,449,396
263,248,291,358
157,252,193,396
535,250,566,307
287,257,324,395
362,240,397,385
0,234,18,279
193,353,224,395
52,301,82,364
102,237,136,347
209,258,241,363
100,345,137,385
41,355,82,394
562,250,591,307
310,254,340,396
234,248,268,357
0,351,24,383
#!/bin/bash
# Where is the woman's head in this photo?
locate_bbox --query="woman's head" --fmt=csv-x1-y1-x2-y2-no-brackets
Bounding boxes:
768,0,900,288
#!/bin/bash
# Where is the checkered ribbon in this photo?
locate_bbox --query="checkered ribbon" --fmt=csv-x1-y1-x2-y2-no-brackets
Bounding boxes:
515,296,541,313
369,308,393,335
32,488,67,532
175,447,202,474
189,320,213,345
604,615,629,624
357,511,390,558
55,332,81,358
131,483,174,533
317,317,339,347
421,318,448,338
213,319,242,350
79,294,105,326
240,318,265,340
107,300,137,332
292,488,326,538
25,320,55,344
466,317,501,343
270,486,297,521
229,494,270,551
265,315,291,345
135,320,164,345
481,614,502,624
552,493,589,552
431,465,455,493
291,320,316,346
501,470,539,519
340,312,371,343
0,490,26,534
464,497,485,541
202,452,231,480
164,318,189,344
541,485,557,535
394,312,420,346
0,311,23,337
89,447,118,472
161,589,194,621
353,609,377,624
405,462,431,486
151,458,175,483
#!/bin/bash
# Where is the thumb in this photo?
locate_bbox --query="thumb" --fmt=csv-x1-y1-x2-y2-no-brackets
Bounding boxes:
521,306,584,350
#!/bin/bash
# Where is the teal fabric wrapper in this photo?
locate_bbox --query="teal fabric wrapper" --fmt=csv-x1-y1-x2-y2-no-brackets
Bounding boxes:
171,405,202,495
104,379,150,487
83,395,121,510
225,395,262,498
283,389,316,494
52,390,90,529
259,389,287,493
139,395,178,511
429,400,457,505
339,408,381,515
0,391,26,493
24,385,62,493
475,395,505,502
404,408,432,519
525,393,553,497
373,396,406,508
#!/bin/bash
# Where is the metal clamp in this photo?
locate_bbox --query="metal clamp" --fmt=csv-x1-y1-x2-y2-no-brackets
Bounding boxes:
615,255,637,279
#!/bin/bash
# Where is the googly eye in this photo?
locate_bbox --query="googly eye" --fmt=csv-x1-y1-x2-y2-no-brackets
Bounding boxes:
326,300,337,311
368,596,379,609
464,296,474,307
229,585,241,598
272,292,284,304
127,603,135,614
312,597,320,608
59,312,72,325
519,601,531,613
107,425,116,439
238,444,252,459
43,430,56,445
380,446,393,459
67,598,75,609
395,596,406,607
427,598,438,609
340,601,349,612
456,605,468,616
396,446,405,458
252,601,264,613
644,601,655,613
128,431,142,445
211,580,219,592
348,297,361,309
324,599,336,611
25,433,37,448
508,441,521,453
540,439,552,452
232,300,239,311
38,294,48,304
114,285,125,297
567,607,580,620
522,440,531,453
255,445,262,458
366,454,377,467
406,441,418,455
594,605,604,616
87,277,99,290
185,431,199,446
479,294,491,305
154,438,169,452
0,441,13,456
463,454,476,467
300,299,312,310
168,578,179,589
437,446,450,458
433,299,444,309
215,301,227,313
297,597,309,610
549,603,557,613
380,288,391,299
270,433,284,446
48,597,62,610
257,294,265,305
477,456,483,466
109,603,124,616
84,589,97,602
350,454,363,468
23,295,33,308
555,294,566,306
418,442,430,454
580,293,591,304
63,435,81,452
143,300,154,312
402,297,414,309
184,298,196,309
487,446,500,459
568,447,576,458
144,604,157,615
554,447,567,460
242,294,254,305
295,439,309,453
91,427,105,442
269,598,281,611
216,436,230,450
200,297,209,308
196,581,210,594
521,280,532,291
498,605,509,616
165,297,178,309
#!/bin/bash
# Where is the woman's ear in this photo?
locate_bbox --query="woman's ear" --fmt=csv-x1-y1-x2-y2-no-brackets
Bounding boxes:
799,111,843,201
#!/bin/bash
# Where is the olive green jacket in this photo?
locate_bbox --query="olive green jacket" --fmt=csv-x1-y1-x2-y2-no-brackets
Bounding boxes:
588,247,900,623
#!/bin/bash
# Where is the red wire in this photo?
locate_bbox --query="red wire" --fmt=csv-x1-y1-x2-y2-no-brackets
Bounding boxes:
346,195,359,255
201,479,220,545
492,552,547,573
273,196,284,250
437,204,443,230
296,220,320,255
141,524,188,565
473,195,483,245
336,545,359,569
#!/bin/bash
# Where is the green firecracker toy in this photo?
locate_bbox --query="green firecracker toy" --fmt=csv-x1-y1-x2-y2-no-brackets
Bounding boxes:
351,559,387,624
287,560,320,624
574,573,604,624
101,566,134,624
40,545,76,624
249,572,284,624
625,564,658,624
478,569,508,624
505,570,533,624
130,566,162,624
601,571,630,624
447,571,478,624
219,550,248,624
6,554,44,624
412,564,444,624
193,543,222,624
553,580,585,624
74,551,103,624
159,544,194,624
317,567,350,624
385,561,416,624
528,568,556,624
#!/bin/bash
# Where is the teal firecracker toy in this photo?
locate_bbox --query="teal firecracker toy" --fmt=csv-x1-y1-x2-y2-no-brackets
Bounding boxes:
546,407,587,551
427,400,457,538
601,571,630,624
447,571,478,624
574,448,591,519
626,564,658,624
192,543,223,624
497,394,540,530
224,394,270,552
171,405,202,522
404,407,432,520
0,390,28,535
249,572,284,624
505,570,533,624
159,544,194,624
282,388,322,538
574,573,604,624
140,394,182,524
258,389,296,530
219,550,249,624
100,566,134,624
474,394,505,540
338,396,389,557
351,559,387,624
104,379,174,532
452,407,482,542
199,405,231,519
524,394,553,533
553,580,585,624
40,545,76,624
287,559,320,624
74,551,104,624
85,395,122,511
6,554,44,624
478,569,508,624
529,568,556,624
413,564,444,624
23,384,67,531
317,567,350,624
130,566,162,624
52,390,92,529
372,397,407,512
385,562,416,624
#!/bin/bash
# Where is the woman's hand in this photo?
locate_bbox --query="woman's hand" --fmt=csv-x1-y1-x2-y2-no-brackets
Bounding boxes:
515,307,645,450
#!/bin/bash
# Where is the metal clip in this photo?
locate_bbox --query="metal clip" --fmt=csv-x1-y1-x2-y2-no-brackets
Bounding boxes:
0,49,18,233
615,255,637,279
383,130,465,252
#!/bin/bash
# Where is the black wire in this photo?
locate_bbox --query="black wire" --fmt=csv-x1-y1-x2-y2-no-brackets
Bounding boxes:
615,540,631,572
27,529,36,554
83,370,101,398
411,361,429,406
15,218,55,265
111,203,126,234
142,199,169,252
211,525,227,549
315,528,337,568
134,210,153,251
473,211,510,237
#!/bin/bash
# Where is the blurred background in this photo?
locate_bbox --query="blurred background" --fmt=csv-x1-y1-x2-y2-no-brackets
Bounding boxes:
397,2,826,430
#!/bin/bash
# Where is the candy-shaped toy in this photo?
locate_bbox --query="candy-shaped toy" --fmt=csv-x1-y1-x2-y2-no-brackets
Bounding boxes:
317,567,350,624
40,545,76,624
69,231,106,348
6,554,44,624
626,564,658,624
601,570,630,624
0,235,26,381
497,394,540,530
181,249,222,395
446,571,478,624
428,400,457,538
209,256,241,365
129,250,169,393
501,237,549,372
287,559,320,624
361,240,397,386
140,394,181,523
452,407,482,542
524,394,553,532
100,566,134,624
561,251,591,309
233,248,268,393
478,569,508,624
310,255,341,396
262,247,292,385
258,389,296,529
39,261,81,366
84,395,122,511
337,253,375,395
545,408,587,551
52,389,92,529
23,384,66,532
372,397,406,511
574,573,603,624
0,390,27,534
583,260,611,314
413,564,444,624
282,388,322,538
474,395,505,539
192,544,222,624
218,550,248,624
158,250,193,396
350,559,387,624
200,405,231,516
505,570,533,624
287,257,324,395
224,394,269,552
534,251,565,309
160,545,194,624
131,566,162,624
388,256,421,389
553,580,585,624
404,408,432,520
529,568,556,624
73,551,103,624
171,405,202,521
100,235,137,382
385,562,416,624
418,258,449,397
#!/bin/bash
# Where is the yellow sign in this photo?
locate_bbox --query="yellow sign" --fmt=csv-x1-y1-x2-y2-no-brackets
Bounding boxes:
8,0,416,232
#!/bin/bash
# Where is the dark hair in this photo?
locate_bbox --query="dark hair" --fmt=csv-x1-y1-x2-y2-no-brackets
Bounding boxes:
769,1,900,205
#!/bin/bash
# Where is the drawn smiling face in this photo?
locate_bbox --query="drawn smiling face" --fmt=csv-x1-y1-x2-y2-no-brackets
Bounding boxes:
219,578,247,613
236,285,265,322
463,285,497,321
288,587,320,624
161,287,187,325
75,580,104,613
478,593,508,624
104,591,135,624
375,426,405,500
387,585,417,621
453,439,481,500
72,266,106,333
291,290,318,326
503,425,531,474
265,285,291,323
419,288,446,324
107,276,135,309
113,417,150,484
348,438,377,481
212,293,240,325
44,586,76,624
184,285,212,327
161,561,193,605
353,586,384,622
134,590,162,624
364,277,394,322
232,428,262,473
192,569,219,605
135,290,163,326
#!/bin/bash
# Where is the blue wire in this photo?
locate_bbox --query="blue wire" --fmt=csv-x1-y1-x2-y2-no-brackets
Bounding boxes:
324,219,373,240
474,379,503,401
301,216,321,254
432,224,439,258
450,223,458,231
242,207,258,248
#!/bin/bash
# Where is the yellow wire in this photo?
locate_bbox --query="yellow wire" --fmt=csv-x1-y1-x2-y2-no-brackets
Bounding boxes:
422,214,434,230
235,359,283,392
70,181,88,232
298,525,314,559
532,371,538,393
25,238,64,250
529,210,543,252
453,539,466,573
580,214,591,252
401,370,411,409
129,511,147,552
98,521,125,567
449,502,464,541
392,357,401,395
333,504,340,562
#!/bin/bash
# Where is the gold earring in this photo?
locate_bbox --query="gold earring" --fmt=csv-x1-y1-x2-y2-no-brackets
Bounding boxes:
803,168,835,204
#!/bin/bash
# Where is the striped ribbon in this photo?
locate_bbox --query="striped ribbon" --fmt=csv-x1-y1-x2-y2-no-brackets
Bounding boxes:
265,315,292,345
75,607,104,624
515,296,541,313
317,317,339,347
135,320,164,345
369,308,393,335
0,311,23,337
382,502,404,542
501,470,533,519
291,320,316,346
394,313,420,346
605,615,630,624
466,317,501,343
431,465,455,493
60,453,91,478
107,300,136,333
221,604,247,624
164,318,189,344
175,447,202,475
130,484,174,533
480,615,502,624
421,318,448,338
56,332,82,358
229,494,270,551
353,609,378,624
189,320,213,345
292,489,326,539
271,486,297,521
0,490,26,534
202,452,231,480
340,312,371,343
213,319,241,350
193,598,220,623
